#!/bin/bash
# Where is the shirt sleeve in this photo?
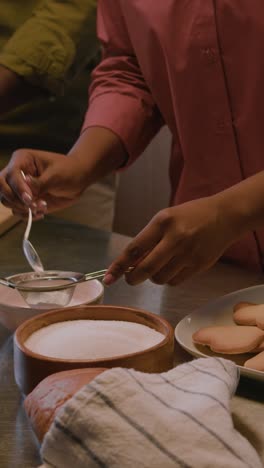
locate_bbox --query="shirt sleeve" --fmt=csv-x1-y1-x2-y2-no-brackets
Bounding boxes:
0,0,98,95
82,0,164,166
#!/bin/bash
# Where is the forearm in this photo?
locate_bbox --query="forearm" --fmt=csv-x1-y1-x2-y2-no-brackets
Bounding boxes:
82,2,164,167
68,127,128,186
215,170,264,234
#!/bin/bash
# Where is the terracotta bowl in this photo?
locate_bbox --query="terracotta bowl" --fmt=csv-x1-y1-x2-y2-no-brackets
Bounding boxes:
14,305,174,395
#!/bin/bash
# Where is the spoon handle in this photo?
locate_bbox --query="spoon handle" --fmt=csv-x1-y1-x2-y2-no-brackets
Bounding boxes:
24,208,32,241
84,269,107,281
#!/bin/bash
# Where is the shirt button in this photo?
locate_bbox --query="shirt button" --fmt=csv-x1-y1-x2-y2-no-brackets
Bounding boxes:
216,118,230,134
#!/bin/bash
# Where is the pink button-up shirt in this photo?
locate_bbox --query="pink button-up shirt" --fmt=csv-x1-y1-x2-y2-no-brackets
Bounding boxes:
83,0,264,271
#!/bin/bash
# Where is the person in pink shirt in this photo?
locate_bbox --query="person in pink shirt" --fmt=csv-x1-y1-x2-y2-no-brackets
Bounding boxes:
1,0,264,286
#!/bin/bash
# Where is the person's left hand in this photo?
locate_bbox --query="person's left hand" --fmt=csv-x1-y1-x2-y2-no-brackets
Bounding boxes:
0,148,89,218
104,195,243,286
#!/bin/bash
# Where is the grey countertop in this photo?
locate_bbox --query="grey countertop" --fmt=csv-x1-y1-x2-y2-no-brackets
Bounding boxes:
0,217,264,467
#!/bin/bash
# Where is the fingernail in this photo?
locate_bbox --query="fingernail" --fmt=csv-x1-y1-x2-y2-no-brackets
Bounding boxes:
103,273,116,286
30,202,37,216
39,200,47,210
25,175,32,185
22,192,32,205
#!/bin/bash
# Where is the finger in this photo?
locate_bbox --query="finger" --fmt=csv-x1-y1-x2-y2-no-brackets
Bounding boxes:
12,209,29,219
3,198,38,216
32,213,45,221
0,178,27,210
12,207,45,221
19,175,48,214
8,148,42,202
104,221,163,285
150,255,187,285
2,201,29,217
25,174,43,197
13,211,43,220
6,169,34,206
35,199,48,215
0,178,17,204
1,198,16,209
124,239,178,285
38,195,74,213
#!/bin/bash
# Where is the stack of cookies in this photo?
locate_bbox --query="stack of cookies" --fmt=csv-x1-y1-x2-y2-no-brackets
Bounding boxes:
192,302,264,371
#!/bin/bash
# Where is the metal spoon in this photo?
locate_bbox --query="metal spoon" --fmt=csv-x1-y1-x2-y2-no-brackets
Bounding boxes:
20,170,44,272
23,208,44,272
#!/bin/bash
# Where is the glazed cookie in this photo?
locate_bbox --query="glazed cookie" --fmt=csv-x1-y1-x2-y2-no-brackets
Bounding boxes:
192,326,264,354
233,302,256,313
233,303,264,328
244,351,264,371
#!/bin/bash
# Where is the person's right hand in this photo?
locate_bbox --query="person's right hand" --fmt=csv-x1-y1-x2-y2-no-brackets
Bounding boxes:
0,148,88,218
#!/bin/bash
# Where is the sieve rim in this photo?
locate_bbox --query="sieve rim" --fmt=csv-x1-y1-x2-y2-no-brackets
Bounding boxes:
7,270,84,292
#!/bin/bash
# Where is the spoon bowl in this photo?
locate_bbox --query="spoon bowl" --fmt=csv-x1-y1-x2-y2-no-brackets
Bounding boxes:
23,208,44,273
23,238,44,273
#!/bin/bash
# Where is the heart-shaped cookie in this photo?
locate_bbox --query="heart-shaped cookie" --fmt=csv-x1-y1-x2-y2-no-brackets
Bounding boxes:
192,325,264,354
233,302,256,313
244,351,264,371
233,303,264,329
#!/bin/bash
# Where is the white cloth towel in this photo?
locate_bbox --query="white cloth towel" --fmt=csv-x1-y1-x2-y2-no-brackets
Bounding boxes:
40,358,262,468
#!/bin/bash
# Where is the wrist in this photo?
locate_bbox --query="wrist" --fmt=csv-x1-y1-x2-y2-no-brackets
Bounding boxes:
68,127,127,186
213,186,258,239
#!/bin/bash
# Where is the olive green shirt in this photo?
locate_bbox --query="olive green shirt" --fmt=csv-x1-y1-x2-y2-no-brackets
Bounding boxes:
0,0,98,167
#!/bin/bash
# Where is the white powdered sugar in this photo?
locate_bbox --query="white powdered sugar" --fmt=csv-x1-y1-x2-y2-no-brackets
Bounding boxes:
24,320,164,359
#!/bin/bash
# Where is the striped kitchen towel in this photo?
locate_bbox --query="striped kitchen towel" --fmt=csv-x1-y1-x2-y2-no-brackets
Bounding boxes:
40,357,262,468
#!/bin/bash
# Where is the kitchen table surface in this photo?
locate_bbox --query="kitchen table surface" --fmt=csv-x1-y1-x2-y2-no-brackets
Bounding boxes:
0,217,264,467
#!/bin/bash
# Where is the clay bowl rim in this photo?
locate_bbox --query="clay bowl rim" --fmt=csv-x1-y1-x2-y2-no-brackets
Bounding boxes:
14,304,174,364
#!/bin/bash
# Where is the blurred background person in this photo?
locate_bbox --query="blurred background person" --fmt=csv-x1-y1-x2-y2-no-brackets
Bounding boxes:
0,0,116,231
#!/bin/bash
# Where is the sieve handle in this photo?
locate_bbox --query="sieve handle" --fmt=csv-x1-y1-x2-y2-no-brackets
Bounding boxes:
84,267,134,282
84,269,107,281
0,277,16,289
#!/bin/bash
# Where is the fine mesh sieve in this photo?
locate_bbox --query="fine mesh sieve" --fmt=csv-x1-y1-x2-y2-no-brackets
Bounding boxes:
1,270,107,309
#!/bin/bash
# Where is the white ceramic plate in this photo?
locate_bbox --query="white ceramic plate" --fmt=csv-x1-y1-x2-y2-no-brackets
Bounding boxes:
0,280,104,332
175,284,264,382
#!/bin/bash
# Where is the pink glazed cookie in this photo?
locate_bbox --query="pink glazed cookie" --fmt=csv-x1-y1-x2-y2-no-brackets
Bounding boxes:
233,303,264,329
233,302,256,313
192,326,264,354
